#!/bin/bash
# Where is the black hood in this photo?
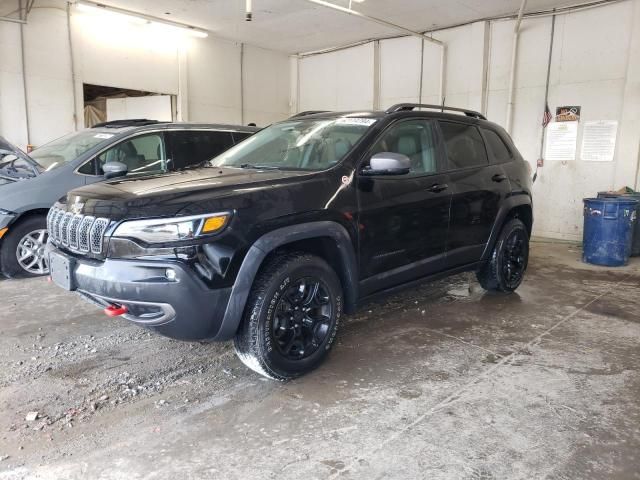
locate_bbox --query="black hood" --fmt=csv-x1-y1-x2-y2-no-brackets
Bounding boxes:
66,166,315,220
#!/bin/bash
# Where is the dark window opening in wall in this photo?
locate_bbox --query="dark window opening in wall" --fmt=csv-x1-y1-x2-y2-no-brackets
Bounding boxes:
82,83,176,128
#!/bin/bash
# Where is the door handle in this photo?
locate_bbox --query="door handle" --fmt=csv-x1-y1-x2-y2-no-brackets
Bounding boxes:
427,183,448,193
492,174,507,182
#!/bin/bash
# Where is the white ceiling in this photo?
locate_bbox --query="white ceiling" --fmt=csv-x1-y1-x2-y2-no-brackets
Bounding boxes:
89,0,585,53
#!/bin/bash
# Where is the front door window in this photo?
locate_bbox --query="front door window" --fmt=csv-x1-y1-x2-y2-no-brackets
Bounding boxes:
78,133,167,176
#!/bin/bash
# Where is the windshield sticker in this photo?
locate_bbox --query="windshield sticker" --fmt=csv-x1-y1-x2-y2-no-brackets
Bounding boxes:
336,118,377,126
94,133,114,139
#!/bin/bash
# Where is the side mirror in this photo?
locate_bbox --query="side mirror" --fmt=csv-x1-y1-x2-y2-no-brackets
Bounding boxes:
361,152,410,176
103,161,128,179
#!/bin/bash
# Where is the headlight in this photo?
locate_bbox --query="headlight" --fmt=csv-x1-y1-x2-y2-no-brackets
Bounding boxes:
0,209,15,216
112,213,230,244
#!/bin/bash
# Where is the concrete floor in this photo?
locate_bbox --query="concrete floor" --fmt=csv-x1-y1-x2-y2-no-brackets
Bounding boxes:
0,242,639,480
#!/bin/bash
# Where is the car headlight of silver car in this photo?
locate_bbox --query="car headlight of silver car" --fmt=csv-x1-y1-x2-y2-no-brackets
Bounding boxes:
111,213,231,244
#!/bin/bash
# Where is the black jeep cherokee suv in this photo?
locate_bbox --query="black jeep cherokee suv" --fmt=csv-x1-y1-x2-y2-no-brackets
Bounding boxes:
46,104,533,380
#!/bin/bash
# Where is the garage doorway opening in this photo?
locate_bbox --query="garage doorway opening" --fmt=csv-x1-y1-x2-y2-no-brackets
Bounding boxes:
83,84,176,127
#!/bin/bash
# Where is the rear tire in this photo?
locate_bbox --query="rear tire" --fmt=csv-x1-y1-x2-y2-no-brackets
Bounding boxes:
476,218,529,293
1,215,49,278
233,252,343,381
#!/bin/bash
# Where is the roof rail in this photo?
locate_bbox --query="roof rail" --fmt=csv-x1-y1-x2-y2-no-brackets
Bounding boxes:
288,111,331,119
385,103,487,121
92,119,161,128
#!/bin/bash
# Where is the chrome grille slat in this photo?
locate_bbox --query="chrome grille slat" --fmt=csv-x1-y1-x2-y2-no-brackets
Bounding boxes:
47,206,110,256
90,218,109,254
78,216,95,252
54,210,65,243
68,215,83,249
46,208,55,234
61,213,73,246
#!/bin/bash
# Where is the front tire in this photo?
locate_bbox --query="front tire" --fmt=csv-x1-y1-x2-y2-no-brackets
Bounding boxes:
476,218,529,293
234,252,343,381
1,215,49,278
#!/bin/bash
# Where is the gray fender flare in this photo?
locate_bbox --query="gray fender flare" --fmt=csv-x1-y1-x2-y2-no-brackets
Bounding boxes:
481,194,532,261
214,221,358,341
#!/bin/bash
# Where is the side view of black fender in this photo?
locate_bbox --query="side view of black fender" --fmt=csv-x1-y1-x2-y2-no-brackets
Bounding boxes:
213,221,359,341
481,193,533,262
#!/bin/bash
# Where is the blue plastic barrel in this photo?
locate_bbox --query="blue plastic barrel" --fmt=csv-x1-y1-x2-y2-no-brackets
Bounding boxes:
583,197,639,266
597,192,640,256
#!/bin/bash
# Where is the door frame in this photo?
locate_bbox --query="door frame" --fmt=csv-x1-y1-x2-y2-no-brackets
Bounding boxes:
354,117,452,295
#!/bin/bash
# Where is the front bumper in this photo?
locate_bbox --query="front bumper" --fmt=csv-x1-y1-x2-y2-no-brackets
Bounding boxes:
47,246,232,341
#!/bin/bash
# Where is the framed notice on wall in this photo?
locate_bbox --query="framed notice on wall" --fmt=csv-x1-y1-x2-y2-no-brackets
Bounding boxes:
581,121,618,162
545,122,578,161
556,106,581,122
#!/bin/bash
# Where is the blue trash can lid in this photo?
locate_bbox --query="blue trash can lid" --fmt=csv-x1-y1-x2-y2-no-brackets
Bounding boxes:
584,197,639,206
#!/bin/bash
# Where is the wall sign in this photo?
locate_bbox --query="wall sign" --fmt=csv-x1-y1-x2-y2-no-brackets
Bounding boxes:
581,120,618,162
556,106,581,122
545,122,578,161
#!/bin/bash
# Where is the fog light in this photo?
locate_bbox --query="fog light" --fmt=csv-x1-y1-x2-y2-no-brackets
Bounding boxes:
165,269,176,281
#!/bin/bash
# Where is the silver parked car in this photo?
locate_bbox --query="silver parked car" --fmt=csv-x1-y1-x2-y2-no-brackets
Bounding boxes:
0,120,257,277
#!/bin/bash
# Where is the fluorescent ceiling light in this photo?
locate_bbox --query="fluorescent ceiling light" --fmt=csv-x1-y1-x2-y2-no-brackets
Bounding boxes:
76,2,147,24
75,1,208,38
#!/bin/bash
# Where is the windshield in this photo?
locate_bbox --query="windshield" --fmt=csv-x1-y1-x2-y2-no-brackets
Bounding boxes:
30,130,116,171
211,117,377,171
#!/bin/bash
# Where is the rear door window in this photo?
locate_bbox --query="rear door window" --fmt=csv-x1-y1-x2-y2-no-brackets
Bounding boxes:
439,122,488,170
481,128,513,164
167,130,234,170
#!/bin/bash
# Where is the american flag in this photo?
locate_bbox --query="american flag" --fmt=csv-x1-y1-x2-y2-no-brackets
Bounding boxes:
542,103,552,128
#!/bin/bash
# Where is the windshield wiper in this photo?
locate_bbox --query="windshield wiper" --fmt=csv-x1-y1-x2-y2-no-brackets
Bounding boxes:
238,163,281,170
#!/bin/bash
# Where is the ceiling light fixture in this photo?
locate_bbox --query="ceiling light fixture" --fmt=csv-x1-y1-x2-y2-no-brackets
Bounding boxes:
75,1,208,38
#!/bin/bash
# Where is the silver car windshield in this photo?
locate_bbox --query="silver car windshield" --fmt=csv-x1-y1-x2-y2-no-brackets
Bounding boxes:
211,117,377,171
30,130,116,171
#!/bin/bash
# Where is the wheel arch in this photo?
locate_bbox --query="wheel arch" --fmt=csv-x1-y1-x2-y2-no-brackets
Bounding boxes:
12,209,50,225
214,221,359,341
481,195,533,262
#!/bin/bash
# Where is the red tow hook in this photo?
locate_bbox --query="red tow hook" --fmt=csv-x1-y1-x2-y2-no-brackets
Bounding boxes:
104,304,128,317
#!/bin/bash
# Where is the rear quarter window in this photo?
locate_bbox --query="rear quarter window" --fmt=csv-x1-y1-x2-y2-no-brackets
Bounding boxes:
482,128,513,164
232,131,253,144
439,121,488,170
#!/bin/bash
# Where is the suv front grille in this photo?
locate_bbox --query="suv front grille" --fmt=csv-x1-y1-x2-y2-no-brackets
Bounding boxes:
47,206,110,255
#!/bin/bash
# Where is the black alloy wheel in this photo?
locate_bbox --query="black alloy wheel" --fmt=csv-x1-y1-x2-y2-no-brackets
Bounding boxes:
272,277,333,360
501,228,528,290
234,252,342,381
476,218,529,293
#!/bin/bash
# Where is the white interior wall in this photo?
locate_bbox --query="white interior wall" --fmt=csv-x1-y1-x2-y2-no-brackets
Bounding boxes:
379,36,422,107
106,95,173,122
242,45,292,126
0,5,77,148
432,22,488,112
299,43,375,111
72,9,180,96
0,0,290,150
187,37,242,125
0,21,29,148
295,0,640,241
